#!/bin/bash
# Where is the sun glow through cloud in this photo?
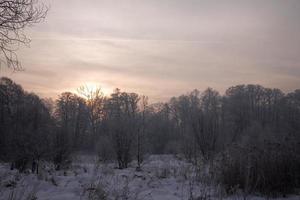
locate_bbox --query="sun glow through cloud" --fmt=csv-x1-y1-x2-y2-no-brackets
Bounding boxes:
75,82,113,99
1,0,300,101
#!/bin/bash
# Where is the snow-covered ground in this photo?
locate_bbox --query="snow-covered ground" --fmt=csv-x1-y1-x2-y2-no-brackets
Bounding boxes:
0,155,298,200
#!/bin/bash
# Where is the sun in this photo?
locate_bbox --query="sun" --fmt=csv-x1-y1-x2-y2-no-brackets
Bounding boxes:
76,82,113,98
84,82,100,92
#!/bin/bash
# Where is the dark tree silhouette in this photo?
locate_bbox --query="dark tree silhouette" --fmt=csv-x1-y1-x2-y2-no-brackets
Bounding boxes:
0,77,299,195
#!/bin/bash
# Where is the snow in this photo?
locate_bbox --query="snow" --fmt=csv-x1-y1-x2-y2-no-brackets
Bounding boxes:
0,155,298,200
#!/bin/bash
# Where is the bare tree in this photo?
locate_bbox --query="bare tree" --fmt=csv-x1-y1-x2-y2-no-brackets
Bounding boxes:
53,92,88,169
77,85,105,148
192,88,221,161
136,95,148,170
0,77,53,172
0,0,48,70
105,89,140,169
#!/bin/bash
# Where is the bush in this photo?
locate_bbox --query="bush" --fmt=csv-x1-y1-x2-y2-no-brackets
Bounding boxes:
96,136,114,162
52,146,71,171
86,183,107,200
217,141,300,196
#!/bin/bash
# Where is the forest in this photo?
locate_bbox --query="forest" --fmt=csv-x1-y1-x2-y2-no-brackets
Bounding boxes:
0,77,299,199
0,0,300,199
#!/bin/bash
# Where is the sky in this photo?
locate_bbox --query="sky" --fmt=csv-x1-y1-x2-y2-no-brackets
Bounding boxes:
1,0,300,101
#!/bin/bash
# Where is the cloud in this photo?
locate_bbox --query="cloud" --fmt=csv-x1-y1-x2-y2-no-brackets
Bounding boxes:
2,0,300,101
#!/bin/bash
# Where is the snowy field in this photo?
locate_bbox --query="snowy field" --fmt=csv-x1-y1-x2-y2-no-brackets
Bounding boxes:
0,155,299,200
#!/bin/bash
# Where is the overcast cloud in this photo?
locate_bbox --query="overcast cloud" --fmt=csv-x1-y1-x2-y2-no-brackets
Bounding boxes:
2,0,300,101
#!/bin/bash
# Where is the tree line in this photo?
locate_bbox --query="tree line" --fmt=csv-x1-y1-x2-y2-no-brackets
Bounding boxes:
0,77,299,195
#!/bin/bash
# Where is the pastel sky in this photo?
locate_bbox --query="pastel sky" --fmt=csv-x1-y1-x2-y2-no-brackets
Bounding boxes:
1,0,300,101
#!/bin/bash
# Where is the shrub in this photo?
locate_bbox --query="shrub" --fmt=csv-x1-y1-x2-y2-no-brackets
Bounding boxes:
96,136,114,162
86,183,107,200
217,141,300,196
